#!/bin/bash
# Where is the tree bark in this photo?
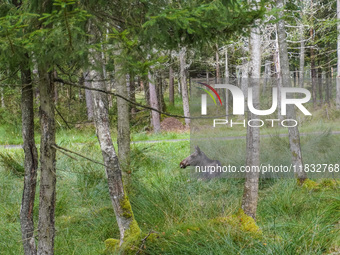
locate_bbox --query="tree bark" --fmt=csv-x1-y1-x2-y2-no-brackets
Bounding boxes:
241,17,261,220
1,86,5,108
310,28,317,108
216,44,220,83
142,79,150,106
225,48,229,121
84,72,94,121
129,74,137,114
299,24,305,88
156,74,166,112
54,72,58,104
148,71,161,132
275,30,283,122
20,58,38,255
263,60,271,94
169,66,174,105
87,21,140,248
37,68,57,255
115,58,130,172
318,63,322,105
180,47,190,128
90,61,140,248
277,0,307,184
326,62,331,104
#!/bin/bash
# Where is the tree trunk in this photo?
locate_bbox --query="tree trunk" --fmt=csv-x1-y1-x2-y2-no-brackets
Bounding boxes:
275,30,283,122
263,60,270,94
142,79,150,106
241,18,261,220
148,71,161,132
90,51,140,248
277,0,307,184
337,0,340,109
84,72,94,121
116,58,130,172
310,28,317,108
241,60,248,96
54,72,59,104
318,63,322,105
225,48,229,121
299,24,305,88
216,44,220,83
1,86,5,108
37,68,57,255
326,62,331,104
169,66,174,105
20,59,38,255
180,47,190,128
156,75,166,112
130,74,137,115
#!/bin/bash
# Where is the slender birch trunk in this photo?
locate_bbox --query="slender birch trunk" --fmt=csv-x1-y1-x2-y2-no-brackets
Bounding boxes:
225,48,229,121
277,0,307,184
216,44,220,82
20,58,38,255
90,46,140,248
84,72,94,121
115,55,130,172
275,30,283,122
148,71,161,132
241,16,261,220
299,24,305,88
180,47,190,128
169,66,174,105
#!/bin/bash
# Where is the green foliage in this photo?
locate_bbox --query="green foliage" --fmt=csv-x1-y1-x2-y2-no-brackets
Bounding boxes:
142,0,265,50
0,0,90,74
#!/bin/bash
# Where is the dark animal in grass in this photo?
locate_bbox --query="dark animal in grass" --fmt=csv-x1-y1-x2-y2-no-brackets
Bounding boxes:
180,146,222,179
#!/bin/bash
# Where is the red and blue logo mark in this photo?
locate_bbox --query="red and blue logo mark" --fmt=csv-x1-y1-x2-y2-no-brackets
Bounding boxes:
196,82,223,106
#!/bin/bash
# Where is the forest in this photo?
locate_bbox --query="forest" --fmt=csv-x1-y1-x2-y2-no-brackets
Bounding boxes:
0,0,339,254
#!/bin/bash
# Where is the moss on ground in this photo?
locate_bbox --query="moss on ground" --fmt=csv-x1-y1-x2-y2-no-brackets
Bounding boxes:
210,209,262,238
302,178,340,191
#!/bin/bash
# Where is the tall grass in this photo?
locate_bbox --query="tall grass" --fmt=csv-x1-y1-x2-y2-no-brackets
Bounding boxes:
0,137,339,254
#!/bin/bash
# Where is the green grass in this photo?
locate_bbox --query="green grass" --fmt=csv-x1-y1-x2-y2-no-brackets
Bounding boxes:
0,94,340,254
0,137,339,254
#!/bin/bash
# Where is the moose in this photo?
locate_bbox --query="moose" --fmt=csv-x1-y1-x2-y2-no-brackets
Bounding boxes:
180,146,222,178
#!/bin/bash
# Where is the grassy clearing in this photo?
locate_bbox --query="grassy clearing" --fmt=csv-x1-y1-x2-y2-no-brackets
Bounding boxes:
0,137,339,254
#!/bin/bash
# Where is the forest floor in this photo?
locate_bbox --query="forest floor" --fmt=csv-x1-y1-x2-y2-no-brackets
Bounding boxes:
0,129,339,254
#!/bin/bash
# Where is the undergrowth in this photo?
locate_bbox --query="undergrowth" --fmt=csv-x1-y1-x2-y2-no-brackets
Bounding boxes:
0,138,339,254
